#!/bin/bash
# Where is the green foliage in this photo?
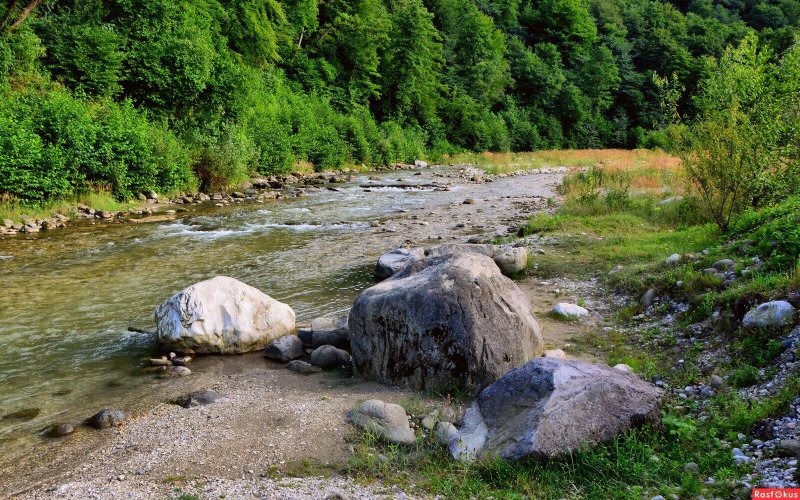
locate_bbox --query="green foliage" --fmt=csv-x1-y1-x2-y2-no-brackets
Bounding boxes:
680,35,800,230
0,84,195,202
732,197,800,273
2,0,800,202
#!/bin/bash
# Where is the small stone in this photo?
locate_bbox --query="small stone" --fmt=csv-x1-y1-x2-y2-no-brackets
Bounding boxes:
149,358,171,367
552,303,589,319
86,409,129,429
265,335,304,362
286,360,322,375
640,288,656,308
612,364,633,373
665,254,681,265
683,462,700,473
160,366,191,378
435,421,458,446
175,390,221,408
462,198,476,205
348,400,415,445
543,349,567,359
712,259,735,271
309,345,351,369
172,356,192,366
608,265,624,276
710,375,724,389
47,423,75,438
421,413,438,431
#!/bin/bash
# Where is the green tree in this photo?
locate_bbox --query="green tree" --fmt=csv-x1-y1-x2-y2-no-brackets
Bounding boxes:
681,35,800,229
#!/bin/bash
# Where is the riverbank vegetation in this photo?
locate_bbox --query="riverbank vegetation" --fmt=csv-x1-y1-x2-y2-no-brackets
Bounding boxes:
332,33,800,498
3,0,800,211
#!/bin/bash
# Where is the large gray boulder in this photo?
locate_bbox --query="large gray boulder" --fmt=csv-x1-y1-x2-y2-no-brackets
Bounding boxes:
349,251,543,392
375,248,424,280
155,276,295,354
743,301,796,331
450,358,662,461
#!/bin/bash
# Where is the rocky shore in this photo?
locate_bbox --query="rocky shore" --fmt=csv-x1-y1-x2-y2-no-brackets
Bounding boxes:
0,163,572,237
1,164,611,499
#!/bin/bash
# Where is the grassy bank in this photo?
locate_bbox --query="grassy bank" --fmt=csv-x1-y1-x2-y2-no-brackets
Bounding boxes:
0,191,140,223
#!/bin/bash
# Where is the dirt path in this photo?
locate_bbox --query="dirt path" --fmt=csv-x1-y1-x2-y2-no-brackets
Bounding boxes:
1,168,605,499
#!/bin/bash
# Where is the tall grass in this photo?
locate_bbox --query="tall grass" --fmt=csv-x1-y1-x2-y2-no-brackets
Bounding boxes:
446,149,680,176
0,189,138,222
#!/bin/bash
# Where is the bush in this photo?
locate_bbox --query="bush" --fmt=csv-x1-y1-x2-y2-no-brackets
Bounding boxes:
730,364,759,388
0,84,195,201
731,196,800,272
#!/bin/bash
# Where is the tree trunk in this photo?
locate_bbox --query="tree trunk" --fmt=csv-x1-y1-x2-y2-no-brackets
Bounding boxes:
9,0,41,31
0,0,19,32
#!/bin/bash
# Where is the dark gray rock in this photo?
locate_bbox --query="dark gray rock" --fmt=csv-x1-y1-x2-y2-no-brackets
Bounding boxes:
308,316,350,350
778,439,800,457
350,251,543,392
86,409,129,429
175,390,221,408
309,345,351,369
48,423,75,437
712,259,735,271
286,360,322,375
450,358,662,461
640,288,656,308
265,335,304,362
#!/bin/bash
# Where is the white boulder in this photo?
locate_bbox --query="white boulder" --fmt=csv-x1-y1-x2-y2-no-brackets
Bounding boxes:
155,276,295,353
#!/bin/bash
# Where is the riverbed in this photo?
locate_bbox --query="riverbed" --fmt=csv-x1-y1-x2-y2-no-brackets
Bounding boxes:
0,166,564,496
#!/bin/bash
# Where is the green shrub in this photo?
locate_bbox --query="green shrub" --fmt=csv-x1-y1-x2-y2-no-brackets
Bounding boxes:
729,364,759,387
732,196,800,272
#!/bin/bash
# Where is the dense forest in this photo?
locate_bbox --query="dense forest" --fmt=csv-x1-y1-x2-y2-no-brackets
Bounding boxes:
1,0,800,202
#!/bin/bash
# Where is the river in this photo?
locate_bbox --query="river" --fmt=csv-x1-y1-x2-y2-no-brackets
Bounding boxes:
0,166,560,473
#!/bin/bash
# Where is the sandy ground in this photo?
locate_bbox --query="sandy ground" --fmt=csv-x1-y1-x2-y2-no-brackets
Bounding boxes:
1,168,606,499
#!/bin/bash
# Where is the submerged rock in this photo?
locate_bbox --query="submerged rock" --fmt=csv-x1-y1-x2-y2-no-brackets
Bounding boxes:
348,400,415,445
155,276,295,354
350,251,543,392
3,408,40,420
450,358,662,461
86,409,129,429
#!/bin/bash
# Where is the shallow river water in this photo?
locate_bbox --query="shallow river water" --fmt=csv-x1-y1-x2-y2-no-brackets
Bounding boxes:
0,165,564,471
0,168,491,455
